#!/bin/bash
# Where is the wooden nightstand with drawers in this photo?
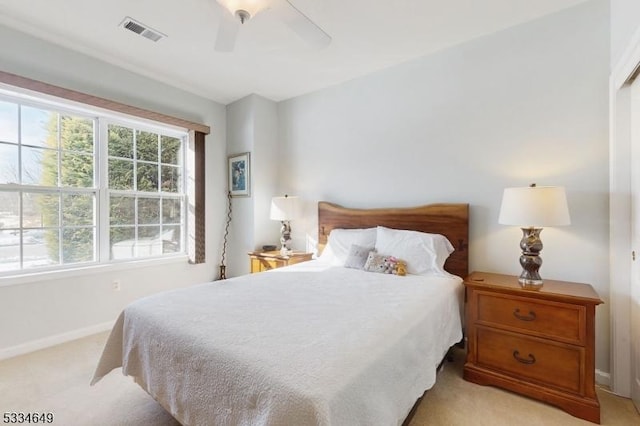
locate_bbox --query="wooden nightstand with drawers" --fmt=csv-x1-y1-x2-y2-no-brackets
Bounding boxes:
463,271,603,424
248,251,313,273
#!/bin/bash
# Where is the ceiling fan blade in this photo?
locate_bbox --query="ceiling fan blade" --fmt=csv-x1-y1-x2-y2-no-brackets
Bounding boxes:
215,10,240,52
279,0,331,49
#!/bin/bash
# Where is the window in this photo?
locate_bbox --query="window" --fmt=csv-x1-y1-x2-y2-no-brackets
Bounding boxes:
0,93,188,275
107,124,184,260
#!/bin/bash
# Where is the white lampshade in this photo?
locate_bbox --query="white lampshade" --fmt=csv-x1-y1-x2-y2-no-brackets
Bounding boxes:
270,195,300,221
216,0,269,19
499,185,570,227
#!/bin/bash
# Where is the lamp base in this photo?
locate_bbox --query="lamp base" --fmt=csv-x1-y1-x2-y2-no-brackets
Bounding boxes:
518,227,544,289
518,275,543,288
279,248,292,258
518,276,543,285
279,220,292,258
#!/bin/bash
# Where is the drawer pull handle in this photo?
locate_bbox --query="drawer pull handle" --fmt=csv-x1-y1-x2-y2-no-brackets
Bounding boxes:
513,308,536,321
513,350,536,365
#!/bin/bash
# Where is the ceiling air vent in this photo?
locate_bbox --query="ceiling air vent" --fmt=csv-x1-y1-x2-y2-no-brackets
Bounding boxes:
120,17,166,42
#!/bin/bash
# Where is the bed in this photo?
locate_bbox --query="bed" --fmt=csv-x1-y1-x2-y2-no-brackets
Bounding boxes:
92,202,469,426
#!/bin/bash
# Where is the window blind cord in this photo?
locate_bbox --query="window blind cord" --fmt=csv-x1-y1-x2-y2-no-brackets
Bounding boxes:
219,190,232,279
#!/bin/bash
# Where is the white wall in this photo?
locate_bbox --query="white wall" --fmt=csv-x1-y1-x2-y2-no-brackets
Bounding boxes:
0,24,227,357
278,1,611,374
611,0,640,68
252,96,281,250
226,95,280,277
226,96,256,277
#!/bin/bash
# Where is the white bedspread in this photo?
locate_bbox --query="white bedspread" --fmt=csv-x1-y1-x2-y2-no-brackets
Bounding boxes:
92,261,463,426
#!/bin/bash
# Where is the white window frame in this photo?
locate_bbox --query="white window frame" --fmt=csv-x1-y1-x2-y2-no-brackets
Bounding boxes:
0,88,189,278
100,118,187,264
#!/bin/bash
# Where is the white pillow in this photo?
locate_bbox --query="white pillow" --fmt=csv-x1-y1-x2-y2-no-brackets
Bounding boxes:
319,228,377,266
374,226,454,275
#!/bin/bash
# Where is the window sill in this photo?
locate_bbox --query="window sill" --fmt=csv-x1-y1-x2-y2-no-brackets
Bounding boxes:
0,254,190,287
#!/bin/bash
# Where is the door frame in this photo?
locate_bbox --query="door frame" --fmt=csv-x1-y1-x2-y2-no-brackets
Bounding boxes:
609,24,640,398
630,75,640,412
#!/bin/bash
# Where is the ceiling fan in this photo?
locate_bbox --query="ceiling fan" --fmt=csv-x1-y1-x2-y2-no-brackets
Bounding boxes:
213,0,331,52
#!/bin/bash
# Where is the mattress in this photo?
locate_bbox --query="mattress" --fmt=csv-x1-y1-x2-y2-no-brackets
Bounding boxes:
92,261,463,425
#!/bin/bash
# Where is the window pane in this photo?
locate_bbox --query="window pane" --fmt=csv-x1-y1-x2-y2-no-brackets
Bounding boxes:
40,149,59,187
137,163,158,192
42,228,60,264
60,115,93,153
136,131,158,162
161,165,181,193
138,197,159,224
109,195,135,225
0,229,20,272
108,125,133,158
161,136,181,165
23,192,59,228
136,226,161,258
162,225,181,254
62,193,94,226
108,158,134,190
0,101,18,144
162,198,181,224
138,226,160,239
62,227,94,264
110,226,135,260
0,143,19,184
23,229,57,269
61,152,94,187
0,191,20,231
22,146,58,186
21,106,57,148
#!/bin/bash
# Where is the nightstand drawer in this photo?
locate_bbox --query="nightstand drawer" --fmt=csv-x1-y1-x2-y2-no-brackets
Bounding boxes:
476,327,583,394
477,292,585,344
248,251,313,273
251,258,278,272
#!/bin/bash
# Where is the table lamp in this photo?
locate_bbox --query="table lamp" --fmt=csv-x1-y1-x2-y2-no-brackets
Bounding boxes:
270,194,299,257
498,183,570,287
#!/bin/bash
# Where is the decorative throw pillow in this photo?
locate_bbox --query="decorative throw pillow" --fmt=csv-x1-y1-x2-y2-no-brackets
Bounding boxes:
363,252,406,275
344,244,375,269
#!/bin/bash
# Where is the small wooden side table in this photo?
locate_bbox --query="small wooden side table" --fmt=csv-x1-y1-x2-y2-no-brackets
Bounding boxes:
248,251,313,273
463,271,603,423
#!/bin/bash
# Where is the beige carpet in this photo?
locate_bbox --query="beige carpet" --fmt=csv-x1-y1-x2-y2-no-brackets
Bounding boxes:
0,332,637,426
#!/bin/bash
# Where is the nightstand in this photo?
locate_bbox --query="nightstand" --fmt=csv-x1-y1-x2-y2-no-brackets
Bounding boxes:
248,251,313,273
463,271,603,424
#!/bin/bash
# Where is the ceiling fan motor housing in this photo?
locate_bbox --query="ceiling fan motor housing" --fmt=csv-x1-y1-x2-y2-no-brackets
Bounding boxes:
235,9,250,24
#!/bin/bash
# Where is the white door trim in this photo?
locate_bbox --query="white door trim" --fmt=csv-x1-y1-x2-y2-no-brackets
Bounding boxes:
608,23,640,398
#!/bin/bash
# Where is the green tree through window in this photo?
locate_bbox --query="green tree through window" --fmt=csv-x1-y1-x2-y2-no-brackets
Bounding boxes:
40,113,95,263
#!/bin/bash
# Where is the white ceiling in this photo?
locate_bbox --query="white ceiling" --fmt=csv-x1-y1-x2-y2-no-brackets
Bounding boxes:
0,0,589,105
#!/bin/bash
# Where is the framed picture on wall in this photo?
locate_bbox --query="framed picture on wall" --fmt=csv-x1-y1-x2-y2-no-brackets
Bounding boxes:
228,152,251,197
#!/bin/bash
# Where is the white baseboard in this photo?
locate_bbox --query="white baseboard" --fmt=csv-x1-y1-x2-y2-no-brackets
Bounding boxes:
595,369,611,387
0,321,114,361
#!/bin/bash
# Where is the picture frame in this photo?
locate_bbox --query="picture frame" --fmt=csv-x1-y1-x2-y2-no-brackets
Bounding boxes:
228,152,251,197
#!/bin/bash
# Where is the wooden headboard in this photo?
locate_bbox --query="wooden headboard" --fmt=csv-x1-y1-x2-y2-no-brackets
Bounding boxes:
318,202,469,278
